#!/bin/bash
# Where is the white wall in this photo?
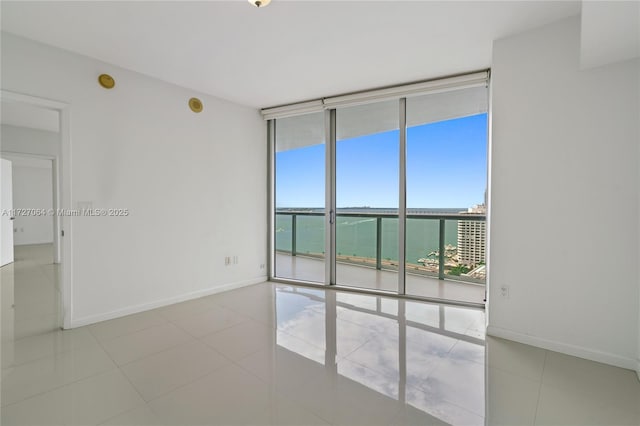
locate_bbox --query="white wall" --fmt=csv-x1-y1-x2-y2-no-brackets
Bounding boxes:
0,126,59,247
1,33,267,326
1,124,60,157
580,0,640,70
488,16,640,371
12,162,54,245
2,124,62,264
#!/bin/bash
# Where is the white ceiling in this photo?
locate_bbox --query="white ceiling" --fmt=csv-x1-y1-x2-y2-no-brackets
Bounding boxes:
580,1,640,69
1,100,60,133
1,1,581,109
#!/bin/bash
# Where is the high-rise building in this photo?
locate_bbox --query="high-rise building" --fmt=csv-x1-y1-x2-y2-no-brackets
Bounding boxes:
457,204,486,267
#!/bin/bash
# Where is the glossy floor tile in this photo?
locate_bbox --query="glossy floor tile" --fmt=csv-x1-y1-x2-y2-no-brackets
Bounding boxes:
2,369,144,426
1,342,116,406
2,244,60,346
120,339,230,401
99,322,193,366
2,250,640,425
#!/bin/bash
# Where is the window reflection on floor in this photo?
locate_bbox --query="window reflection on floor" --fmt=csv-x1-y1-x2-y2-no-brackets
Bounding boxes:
274,284,486,424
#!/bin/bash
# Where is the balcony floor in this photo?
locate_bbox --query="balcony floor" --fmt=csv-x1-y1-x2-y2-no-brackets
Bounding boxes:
275,253,485,304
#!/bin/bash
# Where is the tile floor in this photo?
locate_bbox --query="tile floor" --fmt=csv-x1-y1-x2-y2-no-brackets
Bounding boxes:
1,244,60,346
1,245,639,425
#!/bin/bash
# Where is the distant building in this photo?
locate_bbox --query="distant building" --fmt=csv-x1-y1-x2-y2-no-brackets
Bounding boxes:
457,204,486,267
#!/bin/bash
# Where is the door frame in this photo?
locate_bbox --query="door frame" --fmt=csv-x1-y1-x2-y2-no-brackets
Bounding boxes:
1,90,73,329
1,158,14,266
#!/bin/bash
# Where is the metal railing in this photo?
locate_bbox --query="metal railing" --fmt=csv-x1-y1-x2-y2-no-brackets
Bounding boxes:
275,210,486,283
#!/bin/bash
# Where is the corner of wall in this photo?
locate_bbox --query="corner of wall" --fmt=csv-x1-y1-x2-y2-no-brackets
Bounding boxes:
489,15,640,370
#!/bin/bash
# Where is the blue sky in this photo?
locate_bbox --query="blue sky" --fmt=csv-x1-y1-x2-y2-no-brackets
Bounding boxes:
275,113,487,209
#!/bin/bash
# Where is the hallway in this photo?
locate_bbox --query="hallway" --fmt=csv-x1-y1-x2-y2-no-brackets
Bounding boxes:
2,243,60,368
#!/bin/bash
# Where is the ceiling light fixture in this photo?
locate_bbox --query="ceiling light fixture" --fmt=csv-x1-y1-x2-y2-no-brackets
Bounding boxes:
248,0,271,7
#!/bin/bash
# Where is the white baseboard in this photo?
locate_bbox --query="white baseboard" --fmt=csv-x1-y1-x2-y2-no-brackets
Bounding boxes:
68,276,268,328
486,325,637,371
15,240,54,246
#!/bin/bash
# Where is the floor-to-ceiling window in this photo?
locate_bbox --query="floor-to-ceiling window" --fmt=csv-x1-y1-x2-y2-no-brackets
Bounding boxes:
335,100,399,292
273,112,326,283
269,71,489,306
405,87,488,303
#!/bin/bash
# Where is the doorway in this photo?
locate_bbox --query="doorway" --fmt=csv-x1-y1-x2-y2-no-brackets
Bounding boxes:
1,91,70,345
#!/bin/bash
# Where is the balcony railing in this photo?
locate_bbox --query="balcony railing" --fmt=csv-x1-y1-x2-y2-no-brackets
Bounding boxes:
275,210,486,284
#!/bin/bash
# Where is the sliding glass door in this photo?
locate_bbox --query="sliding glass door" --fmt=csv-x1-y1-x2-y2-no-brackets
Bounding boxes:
405,87,488,304
270,73,488,305
273,112,325,283
335,101,399,292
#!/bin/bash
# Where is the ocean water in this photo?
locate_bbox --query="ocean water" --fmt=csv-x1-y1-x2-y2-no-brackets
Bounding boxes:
275,213,459,264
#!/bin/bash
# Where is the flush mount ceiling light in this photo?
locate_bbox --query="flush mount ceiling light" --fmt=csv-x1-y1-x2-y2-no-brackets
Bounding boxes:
248,0,271,7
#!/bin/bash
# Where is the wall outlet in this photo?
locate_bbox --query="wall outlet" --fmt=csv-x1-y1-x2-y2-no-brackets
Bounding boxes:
224,256,231,266
260,264,265,270
233,256,238,265
500,285,510,299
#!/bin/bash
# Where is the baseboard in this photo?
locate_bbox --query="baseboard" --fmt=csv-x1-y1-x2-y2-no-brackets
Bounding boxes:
636,358,640,382
68,276,268,328
15,243,54,247
486,325,637,371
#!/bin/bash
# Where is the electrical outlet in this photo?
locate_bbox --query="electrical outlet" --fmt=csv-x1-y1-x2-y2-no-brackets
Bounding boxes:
233,256,238,265
260,264,265,269
224,256,231,266
500,285,510,299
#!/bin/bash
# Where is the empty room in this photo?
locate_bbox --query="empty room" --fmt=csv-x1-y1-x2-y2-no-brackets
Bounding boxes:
0,1,639,425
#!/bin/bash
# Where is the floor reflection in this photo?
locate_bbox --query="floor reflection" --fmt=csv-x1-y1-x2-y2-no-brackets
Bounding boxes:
1,244,60,369
273,285,486,425
3,277,638,425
